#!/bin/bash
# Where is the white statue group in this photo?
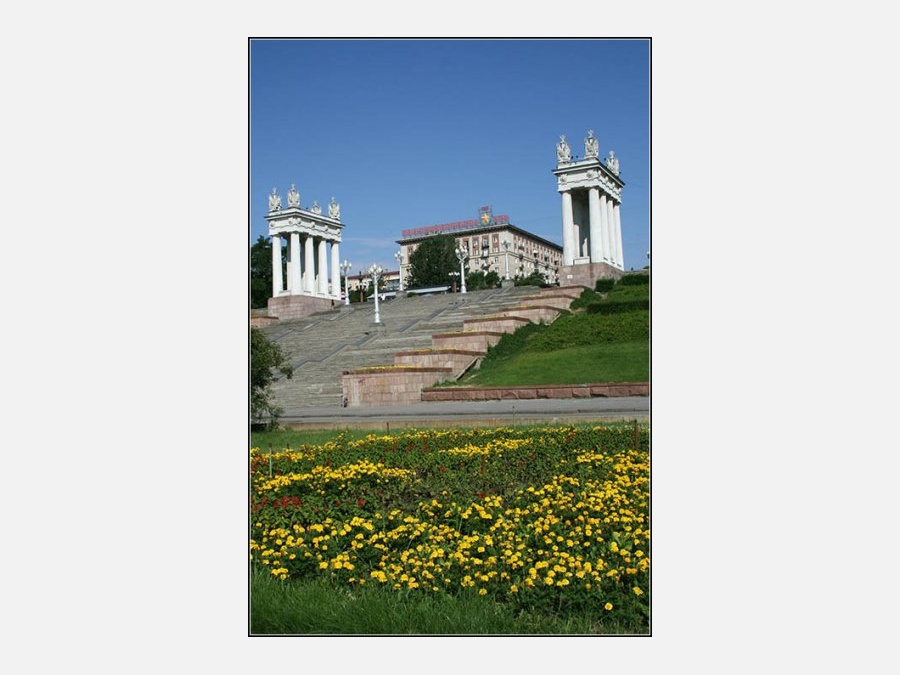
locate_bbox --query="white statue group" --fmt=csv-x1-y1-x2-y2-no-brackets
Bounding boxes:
556,130,619,175
268,184,341,220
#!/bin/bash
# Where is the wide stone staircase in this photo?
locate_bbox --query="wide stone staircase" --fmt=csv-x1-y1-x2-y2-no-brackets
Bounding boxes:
259,285,544,409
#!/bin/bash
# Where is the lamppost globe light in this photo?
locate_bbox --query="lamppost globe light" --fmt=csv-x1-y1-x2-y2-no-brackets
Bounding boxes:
368,263,383,324
456,245,468,294
394,249,404,290
340,259,352,306
502,241,511,280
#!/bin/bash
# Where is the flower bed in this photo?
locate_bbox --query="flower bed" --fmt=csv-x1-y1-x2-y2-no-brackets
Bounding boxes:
250,424,650,625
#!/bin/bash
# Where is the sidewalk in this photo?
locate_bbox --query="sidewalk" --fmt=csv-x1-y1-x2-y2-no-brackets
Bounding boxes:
276,396,649,430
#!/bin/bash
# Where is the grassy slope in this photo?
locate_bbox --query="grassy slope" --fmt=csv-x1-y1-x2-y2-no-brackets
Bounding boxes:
452,280,649,387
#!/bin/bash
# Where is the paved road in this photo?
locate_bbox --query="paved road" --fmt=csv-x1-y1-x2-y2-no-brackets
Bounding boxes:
276,396,649,430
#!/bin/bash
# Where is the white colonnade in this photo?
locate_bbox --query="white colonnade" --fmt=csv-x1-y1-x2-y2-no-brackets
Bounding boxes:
554,130,625,271
265,186,344,300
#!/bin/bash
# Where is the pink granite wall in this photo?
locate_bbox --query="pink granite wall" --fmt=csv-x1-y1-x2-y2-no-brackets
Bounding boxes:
393,349,482,377
342,367,454,407
421,382,649,401
558,263,622,289
462,316,531,334
250,315,279,328
267,295,337,321
519,293,580,310
431,331,505,352
500,305,560,324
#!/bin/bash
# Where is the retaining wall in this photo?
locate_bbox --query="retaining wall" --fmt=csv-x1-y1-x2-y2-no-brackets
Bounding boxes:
420,382,649,402
431,331,505,352
393,349,483,377
342,366,454,407
461,315,532,334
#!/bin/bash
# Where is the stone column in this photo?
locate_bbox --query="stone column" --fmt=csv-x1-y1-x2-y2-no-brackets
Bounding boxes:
599,193,610,263
561,190,575,266
330,241,340,298
589,187,603,264
290,232,302,295
272,235,283,297
304,234,315,294
317,238,329,295
613,203,624,268
605,198,616,265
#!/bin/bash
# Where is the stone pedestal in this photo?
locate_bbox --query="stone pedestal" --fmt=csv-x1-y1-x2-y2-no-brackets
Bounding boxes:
558,262,623,290
267,295,337,321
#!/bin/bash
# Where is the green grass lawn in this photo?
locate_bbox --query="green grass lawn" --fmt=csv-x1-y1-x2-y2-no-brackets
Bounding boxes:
437,279,650,388
454,340,648,386
251,568,626,634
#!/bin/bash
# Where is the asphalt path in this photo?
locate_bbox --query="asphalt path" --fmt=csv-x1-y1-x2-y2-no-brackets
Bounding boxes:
277,396,649,430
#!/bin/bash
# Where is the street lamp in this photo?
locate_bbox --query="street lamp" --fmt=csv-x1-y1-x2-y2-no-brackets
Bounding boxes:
368,263,384,324
394,249,404,290
340,259,352,306
502,241,511,280
448,270,459,293
456,246,468,294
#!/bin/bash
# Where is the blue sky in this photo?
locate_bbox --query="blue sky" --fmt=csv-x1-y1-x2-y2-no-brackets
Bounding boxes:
250,38,650,274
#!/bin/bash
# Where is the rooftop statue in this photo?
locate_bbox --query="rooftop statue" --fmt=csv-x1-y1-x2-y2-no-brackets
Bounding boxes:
605,150,620,176
287,184,300,208
311,200,322,214
328,197,341,220
556,135,571,164
268,188,282,212
585,129,599,158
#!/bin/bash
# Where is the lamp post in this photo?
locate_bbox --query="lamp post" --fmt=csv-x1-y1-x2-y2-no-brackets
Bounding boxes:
340,259,352,306
456,246,468,294
502,241,511,280
448,270,459,293
394,249,404,290
368,263,383,324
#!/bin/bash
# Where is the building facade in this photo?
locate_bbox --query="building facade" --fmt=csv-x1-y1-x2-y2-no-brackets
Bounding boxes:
396,209,563,288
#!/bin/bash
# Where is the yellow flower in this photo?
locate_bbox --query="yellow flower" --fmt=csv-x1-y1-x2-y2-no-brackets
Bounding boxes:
633,587,643,596
478,588,487,596
510,585,519,593
604,603,613,611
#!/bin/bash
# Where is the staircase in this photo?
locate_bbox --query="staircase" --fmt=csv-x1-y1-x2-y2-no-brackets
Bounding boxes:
259,285,544,409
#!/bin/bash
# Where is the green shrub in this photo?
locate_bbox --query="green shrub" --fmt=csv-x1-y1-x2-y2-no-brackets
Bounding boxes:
586,299,650,314
618,273,649,286
569,288,603,310
595,278,616,293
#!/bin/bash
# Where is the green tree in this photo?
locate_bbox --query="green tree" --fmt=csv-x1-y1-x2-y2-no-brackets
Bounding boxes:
251,327,293,429
250,236,274,309
406,234,459,288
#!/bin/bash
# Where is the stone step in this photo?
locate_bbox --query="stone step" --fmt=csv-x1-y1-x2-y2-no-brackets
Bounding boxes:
259,285,566,408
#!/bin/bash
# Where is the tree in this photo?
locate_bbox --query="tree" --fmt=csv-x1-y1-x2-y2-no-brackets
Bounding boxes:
406,234,459,288
251,327,293,429
250,235,273,309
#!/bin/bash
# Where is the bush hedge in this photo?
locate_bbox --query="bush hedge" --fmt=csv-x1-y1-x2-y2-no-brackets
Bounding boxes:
618,274,649,286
